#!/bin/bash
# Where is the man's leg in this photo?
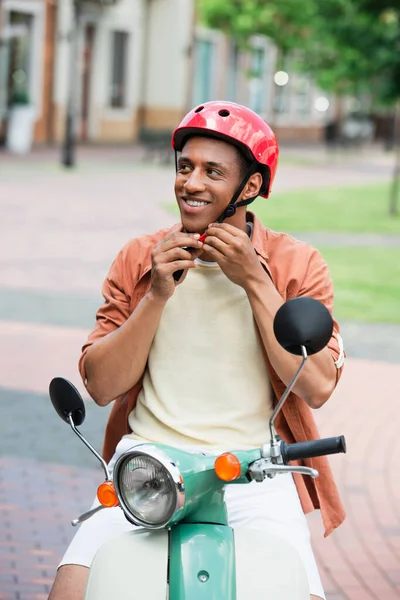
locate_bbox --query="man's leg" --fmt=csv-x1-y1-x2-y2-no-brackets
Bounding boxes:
225,474,326,600
47,438,145,599
46,503,135,599
48,565,88,600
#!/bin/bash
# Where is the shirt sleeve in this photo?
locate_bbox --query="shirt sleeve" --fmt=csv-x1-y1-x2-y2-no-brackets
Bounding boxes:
78,250,132,383
297,251,345,382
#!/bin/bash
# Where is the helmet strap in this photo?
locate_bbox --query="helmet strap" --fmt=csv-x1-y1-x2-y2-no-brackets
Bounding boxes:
217,160,259,223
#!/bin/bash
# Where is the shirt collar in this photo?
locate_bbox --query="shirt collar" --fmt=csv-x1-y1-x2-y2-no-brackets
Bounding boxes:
246,211,269,263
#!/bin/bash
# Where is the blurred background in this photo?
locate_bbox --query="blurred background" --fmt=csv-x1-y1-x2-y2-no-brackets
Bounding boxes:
0,0,399,155
0,1,400,599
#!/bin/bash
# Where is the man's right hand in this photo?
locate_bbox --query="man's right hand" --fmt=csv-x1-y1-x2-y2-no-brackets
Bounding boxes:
150,228,204,300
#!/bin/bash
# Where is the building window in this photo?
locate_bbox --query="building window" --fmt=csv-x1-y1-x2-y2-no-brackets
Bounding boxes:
226,42,239,101
110,31,129,108
294,78,311,117
7,12,33,106
274,83,290,115
249,47,265,114
193,39,214,105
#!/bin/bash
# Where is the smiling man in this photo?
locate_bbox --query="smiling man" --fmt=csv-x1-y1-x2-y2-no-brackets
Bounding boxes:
48,101,345,600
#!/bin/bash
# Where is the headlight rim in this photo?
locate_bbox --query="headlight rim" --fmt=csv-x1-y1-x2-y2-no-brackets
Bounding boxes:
113,445,185,529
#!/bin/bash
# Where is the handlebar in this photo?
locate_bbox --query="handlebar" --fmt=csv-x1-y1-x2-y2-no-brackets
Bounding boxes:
281,436,346,463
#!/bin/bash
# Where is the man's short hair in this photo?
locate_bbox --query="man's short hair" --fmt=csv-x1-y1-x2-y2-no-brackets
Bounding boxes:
236,147,252,180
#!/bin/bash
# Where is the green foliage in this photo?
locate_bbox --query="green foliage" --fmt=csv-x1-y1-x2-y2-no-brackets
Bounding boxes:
198,0,316,56
197,0,400,104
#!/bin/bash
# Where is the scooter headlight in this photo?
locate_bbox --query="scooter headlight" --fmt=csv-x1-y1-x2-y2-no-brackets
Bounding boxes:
114,447,185,528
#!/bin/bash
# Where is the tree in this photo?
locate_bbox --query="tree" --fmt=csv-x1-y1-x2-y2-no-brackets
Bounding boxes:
199,0,399,99
359,0,400,216
198,0,400,216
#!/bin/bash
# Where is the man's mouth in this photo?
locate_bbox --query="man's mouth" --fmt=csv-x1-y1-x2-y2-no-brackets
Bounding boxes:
183,198,210,208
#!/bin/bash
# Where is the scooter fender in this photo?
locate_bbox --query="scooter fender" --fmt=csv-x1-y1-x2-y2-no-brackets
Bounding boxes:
85,528,168,600
234,527,310,599
169,524,310,599
169,524,236,599
85,525,310,599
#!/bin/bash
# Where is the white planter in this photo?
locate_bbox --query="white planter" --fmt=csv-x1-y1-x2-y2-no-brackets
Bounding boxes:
6,104,36,154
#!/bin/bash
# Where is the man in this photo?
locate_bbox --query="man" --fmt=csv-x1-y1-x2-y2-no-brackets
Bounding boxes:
49,101,345,600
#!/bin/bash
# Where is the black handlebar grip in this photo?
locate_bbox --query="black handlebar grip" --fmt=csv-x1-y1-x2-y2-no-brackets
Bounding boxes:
281,436,346,463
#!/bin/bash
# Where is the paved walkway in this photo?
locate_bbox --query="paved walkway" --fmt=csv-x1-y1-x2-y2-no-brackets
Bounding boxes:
0,144,399,599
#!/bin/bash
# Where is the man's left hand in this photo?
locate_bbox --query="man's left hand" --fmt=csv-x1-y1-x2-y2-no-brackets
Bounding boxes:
203,223,265,288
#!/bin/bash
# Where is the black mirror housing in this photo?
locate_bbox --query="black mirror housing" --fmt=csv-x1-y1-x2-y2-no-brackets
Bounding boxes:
273,297,333,356
49,377,86,426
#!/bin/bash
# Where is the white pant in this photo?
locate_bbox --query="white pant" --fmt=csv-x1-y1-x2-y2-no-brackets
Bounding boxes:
60,436,325,599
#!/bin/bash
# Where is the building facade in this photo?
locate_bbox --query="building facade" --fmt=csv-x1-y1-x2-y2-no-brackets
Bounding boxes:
0,0,56,144
52,0,195,144
192,28,332,142
1,0,334,148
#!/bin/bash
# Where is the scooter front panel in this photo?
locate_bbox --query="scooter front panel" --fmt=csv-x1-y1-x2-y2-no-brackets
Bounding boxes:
169,523,236,600
234,527,310,599
85,529,169,599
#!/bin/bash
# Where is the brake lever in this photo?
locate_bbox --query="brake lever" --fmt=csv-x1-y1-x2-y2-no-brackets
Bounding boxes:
71,504,108,527
173,233,207,281
248,460,319,482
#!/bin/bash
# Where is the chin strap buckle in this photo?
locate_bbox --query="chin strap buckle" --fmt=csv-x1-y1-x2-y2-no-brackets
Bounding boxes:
219,204,236,222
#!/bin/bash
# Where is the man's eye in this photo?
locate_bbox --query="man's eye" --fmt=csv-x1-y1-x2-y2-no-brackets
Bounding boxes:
178,164,191,173
208,169,221,177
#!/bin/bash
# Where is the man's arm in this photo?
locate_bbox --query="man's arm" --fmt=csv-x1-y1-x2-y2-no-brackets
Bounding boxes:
203,223,342,409
244,269,337,409
84,290,167,406
82,229,204,406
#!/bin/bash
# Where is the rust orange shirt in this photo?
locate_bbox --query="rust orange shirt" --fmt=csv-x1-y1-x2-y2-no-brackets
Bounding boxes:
79,212,345,537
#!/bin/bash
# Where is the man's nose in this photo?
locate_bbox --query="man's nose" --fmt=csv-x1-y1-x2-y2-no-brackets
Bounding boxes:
184,168,206,193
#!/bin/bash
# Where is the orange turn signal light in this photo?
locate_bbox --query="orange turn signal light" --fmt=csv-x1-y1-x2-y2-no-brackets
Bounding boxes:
214,452,241,482
97,481,119,508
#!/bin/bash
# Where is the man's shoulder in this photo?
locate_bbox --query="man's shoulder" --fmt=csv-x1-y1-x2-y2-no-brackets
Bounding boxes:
266,228,319,260
266,229,325,282
253,215,319,262
252,216,326,293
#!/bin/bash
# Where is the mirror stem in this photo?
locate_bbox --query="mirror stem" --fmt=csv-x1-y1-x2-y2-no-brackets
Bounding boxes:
71,504,107,527
67,414,110,481
269,345,308,447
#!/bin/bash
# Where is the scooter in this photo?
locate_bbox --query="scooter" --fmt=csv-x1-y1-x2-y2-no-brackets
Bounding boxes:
49,296,346,599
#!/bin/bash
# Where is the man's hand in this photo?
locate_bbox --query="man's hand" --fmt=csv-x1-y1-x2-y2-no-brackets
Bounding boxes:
203,223,265,288
150,226,204,300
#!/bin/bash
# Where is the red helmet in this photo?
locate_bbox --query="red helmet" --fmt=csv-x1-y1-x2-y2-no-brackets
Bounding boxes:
172,101,279,198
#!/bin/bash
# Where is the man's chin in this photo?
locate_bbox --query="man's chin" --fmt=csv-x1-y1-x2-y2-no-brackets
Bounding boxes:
180,217,209,235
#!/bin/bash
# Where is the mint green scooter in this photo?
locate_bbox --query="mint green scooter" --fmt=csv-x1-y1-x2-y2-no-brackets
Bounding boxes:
49,297,346,599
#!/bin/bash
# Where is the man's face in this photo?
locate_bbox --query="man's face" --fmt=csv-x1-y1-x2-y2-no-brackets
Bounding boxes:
174,136,243,233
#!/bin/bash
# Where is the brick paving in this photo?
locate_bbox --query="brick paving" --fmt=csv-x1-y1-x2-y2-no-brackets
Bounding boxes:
308,359,400,599
1,144,399,599
0,457,99,600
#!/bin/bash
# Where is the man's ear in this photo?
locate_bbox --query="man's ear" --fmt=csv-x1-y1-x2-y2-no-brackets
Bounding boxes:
242,172,263,200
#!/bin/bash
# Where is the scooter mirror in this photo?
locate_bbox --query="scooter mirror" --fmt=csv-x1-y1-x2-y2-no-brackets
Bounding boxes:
49,377,86,426
273,297,333,356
